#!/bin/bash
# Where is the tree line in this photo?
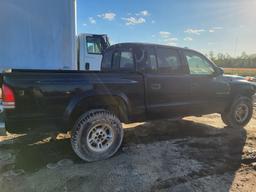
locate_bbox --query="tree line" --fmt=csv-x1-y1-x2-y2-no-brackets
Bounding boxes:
206,52,256,68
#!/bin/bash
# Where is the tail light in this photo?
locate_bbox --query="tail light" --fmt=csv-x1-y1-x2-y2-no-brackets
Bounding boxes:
2,84,15,109
0,87,2,102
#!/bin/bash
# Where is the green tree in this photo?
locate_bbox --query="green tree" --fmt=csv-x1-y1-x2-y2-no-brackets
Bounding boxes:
210,51,256,68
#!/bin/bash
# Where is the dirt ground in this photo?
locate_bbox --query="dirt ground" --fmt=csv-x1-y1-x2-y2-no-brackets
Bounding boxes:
0,107,256,192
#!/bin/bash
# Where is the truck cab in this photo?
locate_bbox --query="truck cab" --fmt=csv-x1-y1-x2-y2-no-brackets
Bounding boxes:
77,34,110,71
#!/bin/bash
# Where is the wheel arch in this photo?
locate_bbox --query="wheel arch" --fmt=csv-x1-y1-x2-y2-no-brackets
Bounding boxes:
231,83,256,98
224,84,254,114
63,91,131,131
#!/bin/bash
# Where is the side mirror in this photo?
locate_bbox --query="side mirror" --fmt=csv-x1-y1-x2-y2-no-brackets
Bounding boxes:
215,67,224,76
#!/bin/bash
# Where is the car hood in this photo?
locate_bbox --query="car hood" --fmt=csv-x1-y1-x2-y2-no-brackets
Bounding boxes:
221,74,256,89
223,74,246,81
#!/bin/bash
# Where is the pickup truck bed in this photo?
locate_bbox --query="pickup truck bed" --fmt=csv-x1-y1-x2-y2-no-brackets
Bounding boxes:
2,69,145,133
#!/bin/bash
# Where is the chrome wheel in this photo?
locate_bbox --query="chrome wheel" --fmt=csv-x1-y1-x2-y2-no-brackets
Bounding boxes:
86,123,114,153
234,103,249,123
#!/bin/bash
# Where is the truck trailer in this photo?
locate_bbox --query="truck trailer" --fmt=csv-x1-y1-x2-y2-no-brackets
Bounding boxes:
0,0,110,72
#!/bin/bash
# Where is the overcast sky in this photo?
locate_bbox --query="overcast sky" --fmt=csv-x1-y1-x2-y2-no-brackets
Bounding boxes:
77,0,256,56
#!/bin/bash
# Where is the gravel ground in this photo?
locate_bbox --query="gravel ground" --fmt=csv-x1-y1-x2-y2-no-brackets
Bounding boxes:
0,108,255,192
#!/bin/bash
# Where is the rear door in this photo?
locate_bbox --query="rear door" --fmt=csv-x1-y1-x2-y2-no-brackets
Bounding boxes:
144,46,191,118
182,50,230,114
102,45,146,121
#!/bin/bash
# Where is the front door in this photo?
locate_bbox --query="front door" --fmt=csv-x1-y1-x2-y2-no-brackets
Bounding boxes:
144,46,191,119
182,50,231,114
79,34,110,71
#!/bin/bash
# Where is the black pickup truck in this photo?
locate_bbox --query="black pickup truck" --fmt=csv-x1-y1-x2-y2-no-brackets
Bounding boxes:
1,43,256,161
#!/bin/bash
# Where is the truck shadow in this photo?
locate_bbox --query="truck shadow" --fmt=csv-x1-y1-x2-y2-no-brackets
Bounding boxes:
0,119,247,191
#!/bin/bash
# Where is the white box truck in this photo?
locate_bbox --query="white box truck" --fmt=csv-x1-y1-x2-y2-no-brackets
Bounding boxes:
0,0,110,131
0,0,110,72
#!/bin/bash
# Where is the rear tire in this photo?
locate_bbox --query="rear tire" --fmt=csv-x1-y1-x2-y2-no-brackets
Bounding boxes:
221,96,253,128
71,109,123,162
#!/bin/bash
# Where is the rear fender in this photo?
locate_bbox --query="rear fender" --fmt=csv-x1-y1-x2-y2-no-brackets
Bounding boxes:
63,90,131,130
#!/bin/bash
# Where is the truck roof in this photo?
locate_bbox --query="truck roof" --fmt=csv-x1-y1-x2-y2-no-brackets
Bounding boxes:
108,42,195,52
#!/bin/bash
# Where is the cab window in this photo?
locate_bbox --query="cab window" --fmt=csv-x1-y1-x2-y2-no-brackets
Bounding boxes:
134,47,147,71
86,36,103,54
156,47,182,74
112,51,120,70
184,50,215,75
110,50,135,71
101,50,112,70
145,47,157,72
119,51,135,70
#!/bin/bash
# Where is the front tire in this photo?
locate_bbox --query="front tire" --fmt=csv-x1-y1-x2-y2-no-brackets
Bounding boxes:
71,109,123,162
221,96,253,128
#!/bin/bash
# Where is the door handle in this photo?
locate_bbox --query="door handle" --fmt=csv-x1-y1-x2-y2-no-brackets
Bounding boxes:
85,63,90,70
151,83,161,90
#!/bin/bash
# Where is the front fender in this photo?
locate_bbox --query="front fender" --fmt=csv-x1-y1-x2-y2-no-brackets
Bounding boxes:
230,81,256,97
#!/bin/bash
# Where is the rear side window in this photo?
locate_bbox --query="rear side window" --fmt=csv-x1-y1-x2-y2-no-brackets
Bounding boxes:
134,47,147,71
109,50,135,71
156,47,182,74
146,47,157,72
119,51,135,70
112,51,120,70
101,51,112,70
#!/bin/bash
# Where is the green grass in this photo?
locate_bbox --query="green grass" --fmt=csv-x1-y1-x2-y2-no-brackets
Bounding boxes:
223,68,256,77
